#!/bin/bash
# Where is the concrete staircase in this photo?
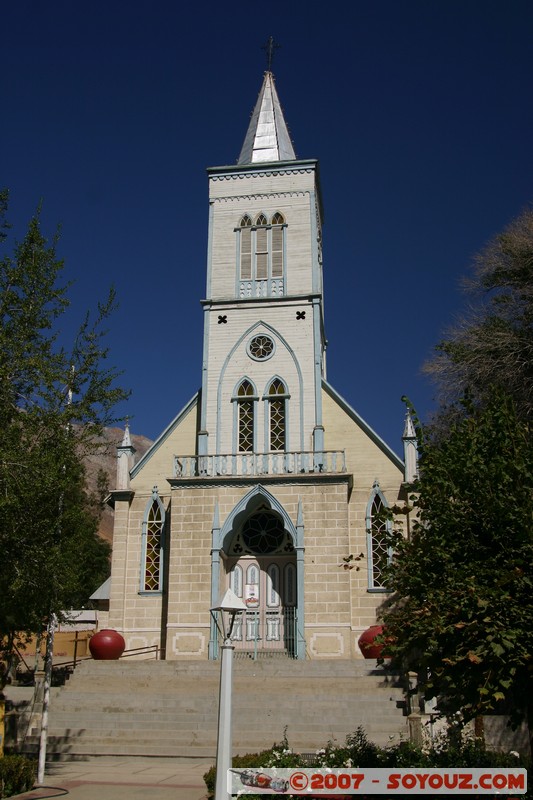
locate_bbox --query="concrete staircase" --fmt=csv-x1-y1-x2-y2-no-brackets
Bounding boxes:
23,659,408,759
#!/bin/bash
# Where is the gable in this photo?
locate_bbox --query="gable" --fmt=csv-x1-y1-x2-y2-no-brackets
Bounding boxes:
130,393,199,489
322,380,404,478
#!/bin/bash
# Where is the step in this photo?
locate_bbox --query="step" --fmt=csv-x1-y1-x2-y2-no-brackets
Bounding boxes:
13,658,409,758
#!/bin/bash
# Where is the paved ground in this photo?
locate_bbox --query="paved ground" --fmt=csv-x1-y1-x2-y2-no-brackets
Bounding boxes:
12,757,212,800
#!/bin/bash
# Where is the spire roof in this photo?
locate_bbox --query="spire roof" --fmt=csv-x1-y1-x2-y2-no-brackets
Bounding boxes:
238,71,296,165
403,411,416,440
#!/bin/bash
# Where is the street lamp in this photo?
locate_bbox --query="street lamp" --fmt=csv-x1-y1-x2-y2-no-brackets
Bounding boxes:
210,588,247,800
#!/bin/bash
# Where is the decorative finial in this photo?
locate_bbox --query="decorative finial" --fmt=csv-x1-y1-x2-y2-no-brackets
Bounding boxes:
262,36,280,71
121,416,132,448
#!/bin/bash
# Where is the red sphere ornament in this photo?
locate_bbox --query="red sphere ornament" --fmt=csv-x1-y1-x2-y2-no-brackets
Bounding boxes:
89,629,126,660
358,624,385,659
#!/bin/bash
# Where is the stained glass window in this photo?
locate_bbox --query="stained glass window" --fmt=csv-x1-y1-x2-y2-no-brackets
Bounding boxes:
142,489,165,592
367,485,391,589
268,379,287,451
249,335,274,360
237,380,255,452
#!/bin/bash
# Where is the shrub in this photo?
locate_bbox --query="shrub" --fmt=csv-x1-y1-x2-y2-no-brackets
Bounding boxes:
0,755,36,798
204,726,531,800
203,748,276,797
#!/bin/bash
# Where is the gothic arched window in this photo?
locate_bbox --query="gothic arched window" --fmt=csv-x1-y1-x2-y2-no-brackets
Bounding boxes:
265,378,288,451
229,564,243,597
271,212,285,278
234,379,257,453
255,213,268,281
141,487,165,593
366,481,392,590
237,211,286,298
239,215,252,280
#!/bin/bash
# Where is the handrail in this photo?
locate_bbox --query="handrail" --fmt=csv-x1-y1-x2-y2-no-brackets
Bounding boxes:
57,643,160,671
119,645,160,660
174,450,346,478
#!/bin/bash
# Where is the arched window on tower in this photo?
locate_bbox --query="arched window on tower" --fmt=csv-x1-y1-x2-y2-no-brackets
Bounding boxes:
233,379,257,453
265,378,288,451
366,481,392,591
237,212,286,298
271,212,285,281
239,214,252,280
255,214,268,281
140,487,165,593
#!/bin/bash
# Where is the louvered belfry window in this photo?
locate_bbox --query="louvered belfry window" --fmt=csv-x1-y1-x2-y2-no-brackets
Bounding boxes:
238,212,285,296
255,214,268,280
271,212,284,278
239,215,252,280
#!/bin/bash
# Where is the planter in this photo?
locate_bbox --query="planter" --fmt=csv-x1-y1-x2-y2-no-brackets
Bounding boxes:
89,629,126,660
357,624,385,659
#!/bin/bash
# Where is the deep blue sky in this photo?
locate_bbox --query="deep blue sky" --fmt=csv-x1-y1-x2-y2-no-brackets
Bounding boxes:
2,2,532,457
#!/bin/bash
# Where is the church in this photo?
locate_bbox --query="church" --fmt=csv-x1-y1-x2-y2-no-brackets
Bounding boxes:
105,68,416,663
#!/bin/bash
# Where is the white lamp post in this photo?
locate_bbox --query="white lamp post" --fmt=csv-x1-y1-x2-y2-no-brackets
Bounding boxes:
211,588,247,800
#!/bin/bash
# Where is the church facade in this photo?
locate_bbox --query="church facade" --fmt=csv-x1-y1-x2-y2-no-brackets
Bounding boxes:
106,71,415,661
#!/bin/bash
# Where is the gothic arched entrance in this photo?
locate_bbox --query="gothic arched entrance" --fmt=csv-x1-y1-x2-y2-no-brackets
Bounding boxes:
225,506,297,657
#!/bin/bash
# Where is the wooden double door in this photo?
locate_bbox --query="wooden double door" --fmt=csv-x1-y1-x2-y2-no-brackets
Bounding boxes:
226,555,297,656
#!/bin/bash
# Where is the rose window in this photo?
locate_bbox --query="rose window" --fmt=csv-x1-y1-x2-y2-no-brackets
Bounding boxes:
248,335,274,360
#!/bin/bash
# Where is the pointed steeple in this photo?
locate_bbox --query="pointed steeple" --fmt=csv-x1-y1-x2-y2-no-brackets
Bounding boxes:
238,71,296,165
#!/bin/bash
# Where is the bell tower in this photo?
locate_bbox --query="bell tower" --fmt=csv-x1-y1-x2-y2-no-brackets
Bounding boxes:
198,70,326,468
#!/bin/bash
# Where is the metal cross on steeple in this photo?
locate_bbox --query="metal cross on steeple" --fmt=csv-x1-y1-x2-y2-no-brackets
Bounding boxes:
262,36,280,71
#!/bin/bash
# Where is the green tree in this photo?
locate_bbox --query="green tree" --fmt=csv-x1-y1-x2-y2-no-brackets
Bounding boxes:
382,393,533,754
425,206,533,426
0,194,128,682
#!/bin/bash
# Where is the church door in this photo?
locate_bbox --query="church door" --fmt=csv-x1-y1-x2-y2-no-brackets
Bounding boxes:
226,555,297,657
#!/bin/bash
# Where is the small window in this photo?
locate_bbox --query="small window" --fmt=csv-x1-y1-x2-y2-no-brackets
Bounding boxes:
267,564,281,607
248,334,274,360
230,565,243,597
285,563,296,606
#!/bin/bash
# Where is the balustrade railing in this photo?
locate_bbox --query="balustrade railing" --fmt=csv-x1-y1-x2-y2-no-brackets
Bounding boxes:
173,450,346,478
239,278,284,298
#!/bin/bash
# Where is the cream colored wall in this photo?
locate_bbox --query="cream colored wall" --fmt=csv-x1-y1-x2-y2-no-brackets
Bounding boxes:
130,401,198,491
108,401,199,654
322,387,405,653
208,167,319,301
109,387,406,661
165,479,354,660
204,301,317,454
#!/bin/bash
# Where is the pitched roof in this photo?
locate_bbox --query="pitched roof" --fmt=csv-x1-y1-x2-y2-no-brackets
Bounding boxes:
238,71,296,164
